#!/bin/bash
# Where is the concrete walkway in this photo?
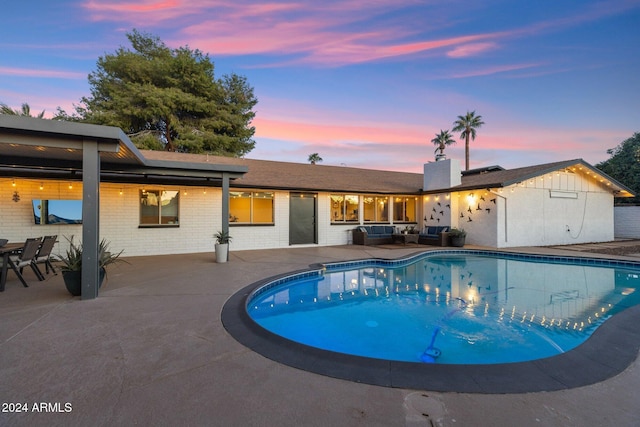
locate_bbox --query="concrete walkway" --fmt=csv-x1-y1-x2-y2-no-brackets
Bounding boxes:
1,244,639,426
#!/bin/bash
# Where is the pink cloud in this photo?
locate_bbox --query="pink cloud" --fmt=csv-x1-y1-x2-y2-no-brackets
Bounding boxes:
448,63,542,79
247,98,627,172
446,42,497,58
84,0,181,13
0,66,86,80
253,115,427,147
80,1,503,66
78,0,640,69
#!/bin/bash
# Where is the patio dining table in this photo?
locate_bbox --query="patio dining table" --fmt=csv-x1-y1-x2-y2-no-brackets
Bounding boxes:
0,242,25,291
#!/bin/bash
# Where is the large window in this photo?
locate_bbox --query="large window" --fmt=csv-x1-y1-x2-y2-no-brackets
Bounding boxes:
393,197,417,222
230,191,274,224
362,196,389,222
330,194,359,223
140,190,179,226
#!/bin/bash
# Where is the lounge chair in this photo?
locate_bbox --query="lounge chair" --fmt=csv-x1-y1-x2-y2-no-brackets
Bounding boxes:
33,235,58,277
34,235,58,276
9,237,44,287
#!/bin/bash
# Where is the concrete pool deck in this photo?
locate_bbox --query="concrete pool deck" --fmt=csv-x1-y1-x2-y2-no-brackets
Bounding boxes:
1,242,640,426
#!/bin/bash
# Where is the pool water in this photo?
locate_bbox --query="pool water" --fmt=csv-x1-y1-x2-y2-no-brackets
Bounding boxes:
248,252,640,364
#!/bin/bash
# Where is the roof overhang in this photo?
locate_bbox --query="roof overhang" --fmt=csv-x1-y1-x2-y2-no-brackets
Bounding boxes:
422,159,635,198
0,116,248,186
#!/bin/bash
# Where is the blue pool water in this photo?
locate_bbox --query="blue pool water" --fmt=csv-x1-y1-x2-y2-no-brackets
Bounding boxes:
248,252,640,364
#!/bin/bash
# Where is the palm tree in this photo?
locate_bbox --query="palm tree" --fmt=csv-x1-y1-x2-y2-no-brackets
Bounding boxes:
431,129,456,159
308,153,323,165
452,111,484,171
0,102,45,118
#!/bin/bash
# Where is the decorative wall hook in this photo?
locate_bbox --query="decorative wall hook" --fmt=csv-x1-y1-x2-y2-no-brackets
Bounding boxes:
12,191,20,202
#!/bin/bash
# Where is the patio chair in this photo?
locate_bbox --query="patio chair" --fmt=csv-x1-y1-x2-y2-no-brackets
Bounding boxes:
33,235,58,276
9,237,44,287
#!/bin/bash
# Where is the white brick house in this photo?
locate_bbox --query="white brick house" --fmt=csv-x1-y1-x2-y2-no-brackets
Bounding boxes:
1,116,635,261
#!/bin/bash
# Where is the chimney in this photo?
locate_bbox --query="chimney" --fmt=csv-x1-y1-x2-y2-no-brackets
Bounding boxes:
423,158,461,191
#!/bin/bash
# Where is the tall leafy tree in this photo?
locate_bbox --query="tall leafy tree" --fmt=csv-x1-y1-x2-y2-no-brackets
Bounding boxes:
0,102,45,118
59,30,257,155
452,111,484,170
596,132,640,204
431,129,455,157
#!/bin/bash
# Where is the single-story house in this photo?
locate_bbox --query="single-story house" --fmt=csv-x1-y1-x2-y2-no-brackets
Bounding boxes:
0,116,634,281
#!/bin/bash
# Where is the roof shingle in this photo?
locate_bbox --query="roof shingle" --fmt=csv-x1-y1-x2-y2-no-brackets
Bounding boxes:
140,151,634,197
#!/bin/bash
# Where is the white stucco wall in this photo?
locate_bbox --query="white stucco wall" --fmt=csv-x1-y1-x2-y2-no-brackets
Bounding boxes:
614,205,640,238
460,170,614,248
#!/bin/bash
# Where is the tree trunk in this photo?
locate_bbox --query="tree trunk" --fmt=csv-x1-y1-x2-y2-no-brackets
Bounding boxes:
465,134,470,170
165,125,175,152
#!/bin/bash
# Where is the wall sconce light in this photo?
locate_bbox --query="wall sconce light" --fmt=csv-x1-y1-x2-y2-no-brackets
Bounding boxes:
39,182,44,190
119,188,124,195
68,182,73,189
12,179,16,187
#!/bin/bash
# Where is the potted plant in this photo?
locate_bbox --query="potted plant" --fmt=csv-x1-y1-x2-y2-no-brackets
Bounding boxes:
214,230,232,263
449,228,467,247
59,236,124,296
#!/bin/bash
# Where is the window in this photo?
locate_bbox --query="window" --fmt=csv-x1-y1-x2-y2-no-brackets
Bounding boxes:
140,190,179,226
393,197,417,222
362,196,389,222
330,194,359,223
230,191,274,224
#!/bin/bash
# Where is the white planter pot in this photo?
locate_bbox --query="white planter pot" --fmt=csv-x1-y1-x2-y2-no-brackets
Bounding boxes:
215,243,229,263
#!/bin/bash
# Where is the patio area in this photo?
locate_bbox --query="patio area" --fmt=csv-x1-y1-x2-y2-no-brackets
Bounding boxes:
1,243,639,426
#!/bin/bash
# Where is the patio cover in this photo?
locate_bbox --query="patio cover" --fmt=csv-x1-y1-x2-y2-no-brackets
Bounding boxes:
0,116,247,299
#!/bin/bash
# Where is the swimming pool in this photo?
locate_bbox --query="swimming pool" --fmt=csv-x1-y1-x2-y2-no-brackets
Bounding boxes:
222,249,640,392
248,251,640,364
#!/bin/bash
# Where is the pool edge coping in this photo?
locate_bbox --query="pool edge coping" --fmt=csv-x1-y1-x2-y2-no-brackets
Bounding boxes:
221,248,640,394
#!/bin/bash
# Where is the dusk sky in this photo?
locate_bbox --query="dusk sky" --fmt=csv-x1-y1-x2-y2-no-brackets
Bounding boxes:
1,0,639,172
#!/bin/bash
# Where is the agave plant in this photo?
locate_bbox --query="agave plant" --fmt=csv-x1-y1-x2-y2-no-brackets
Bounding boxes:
59,236,125,272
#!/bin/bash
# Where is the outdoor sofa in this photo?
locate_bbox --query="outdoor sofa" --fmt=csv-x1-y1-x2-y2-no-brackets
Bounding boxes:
352,225,396,245
418,225,450,246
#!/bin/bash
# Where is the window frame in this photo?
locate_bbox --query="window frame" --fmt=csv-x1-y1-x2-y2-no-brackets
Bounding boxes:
229,190,275,225
393,196,418,223
330,194,360,224
139,189,180,228
362,195,390,223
